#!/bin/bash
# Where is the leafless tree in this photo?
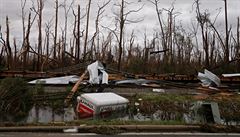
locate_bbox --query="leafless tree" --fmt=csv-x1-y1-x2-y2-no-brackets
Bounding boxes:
163,5,180,64
0,26,6,68
83,0,92,62
149,0,180,68
22,13,32,69
195,0,211,68
21,0,27,69
31,0,44,70
72,4,85,63
53,0,59,60
21,0,27,44
237,17,240,60
20,1,37,69
113,0,144,70
223,0,230,63
190,21,202,66
5,16,12,70
13,38,18,69
127,30,135,66
149,0,166,51
90,0,110,60
61,0,74,66
41,21,53,71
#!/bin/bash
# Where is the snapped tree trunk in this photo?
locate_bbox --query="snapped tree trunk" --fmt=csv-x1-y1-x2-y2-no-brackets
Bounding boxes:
5,16,12,70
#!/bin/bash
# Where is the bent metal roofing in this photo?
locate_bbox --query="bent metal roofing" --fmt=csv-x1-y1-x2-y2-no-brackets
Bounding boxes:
28,75,80,85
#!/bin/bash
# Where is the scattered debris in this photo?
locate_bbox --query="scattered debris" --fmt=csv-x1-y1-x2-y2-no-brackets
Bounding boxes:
134,102,140,106
222,73,240,77
115,79,158,86
192,101,221,124
87,61,108,84
198,69,221,87
63,127,78,133
28,75,80,85
152,88,165,93
65,61,108,105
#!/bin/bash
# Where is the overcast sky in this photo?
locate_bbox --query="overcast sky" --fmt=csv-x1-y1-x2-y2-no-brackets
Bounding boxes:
0,0,240,47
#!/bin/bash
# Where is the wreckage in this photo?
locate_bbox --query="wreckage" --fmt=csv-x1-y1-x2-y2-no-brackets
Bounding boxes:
76,92,129,118
27,61,240,121
66,61,129,118
198,69,221,87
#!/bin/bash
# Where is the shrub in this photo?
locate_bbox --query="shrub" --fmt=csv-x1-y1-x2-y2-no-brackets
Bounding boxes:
0,78,33,122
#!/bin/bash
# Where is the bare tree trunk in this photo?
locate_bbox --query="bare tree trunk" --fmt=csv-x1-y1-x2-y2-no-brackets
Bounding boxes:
237,17,240,54
195,0,209,68
224,0,229,63
13,38,17,69
53,0,58,60
42,22,51,71
21,0,26,50
5,16,12,70
127,30,134,66
83,0,92,62
204,29,210,68
37,0,43,71
151,0,167,64
90,1,110,61
76,5,81,62
210,32,216,66
117,0,125,71
237,17,240,71
23,13,31,69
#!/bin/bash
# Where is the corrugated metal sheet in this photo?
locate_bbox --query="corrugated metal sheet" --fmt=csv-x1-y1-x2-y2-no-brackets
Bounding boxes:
28,75,79,85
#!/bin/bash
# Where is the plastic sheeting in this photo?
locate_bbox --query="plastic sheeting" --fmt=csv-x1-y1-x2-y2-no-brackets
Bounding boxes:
87,61,108,84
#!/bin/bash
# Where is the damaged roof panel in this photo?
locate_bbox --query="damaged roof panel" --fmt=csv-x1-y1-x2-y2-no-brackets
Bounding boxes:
222,73,240,77
28,75,80,85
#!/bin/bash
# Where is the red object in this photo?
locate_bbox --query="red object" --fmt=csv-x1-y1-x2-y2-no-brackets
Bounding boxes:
77,103,94,118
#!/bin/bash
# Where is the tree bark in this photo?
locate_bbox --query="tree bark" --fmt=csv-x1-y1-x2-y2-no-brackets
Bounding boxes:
37,0,43,71
83,0,92,62
76,5,81,62
53,0,58,60
224,0,229,63
5,16,12,70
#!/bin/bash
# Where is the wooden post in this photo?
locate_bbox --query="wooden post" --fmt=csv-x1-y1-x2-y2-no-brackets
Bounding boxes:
64,70,88,105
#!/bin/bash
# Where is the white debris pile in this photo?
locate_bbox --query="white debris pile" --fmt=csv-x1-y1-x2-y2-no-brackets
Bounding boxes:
87,61,108,84
198,69,221,87
28,61,109,85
